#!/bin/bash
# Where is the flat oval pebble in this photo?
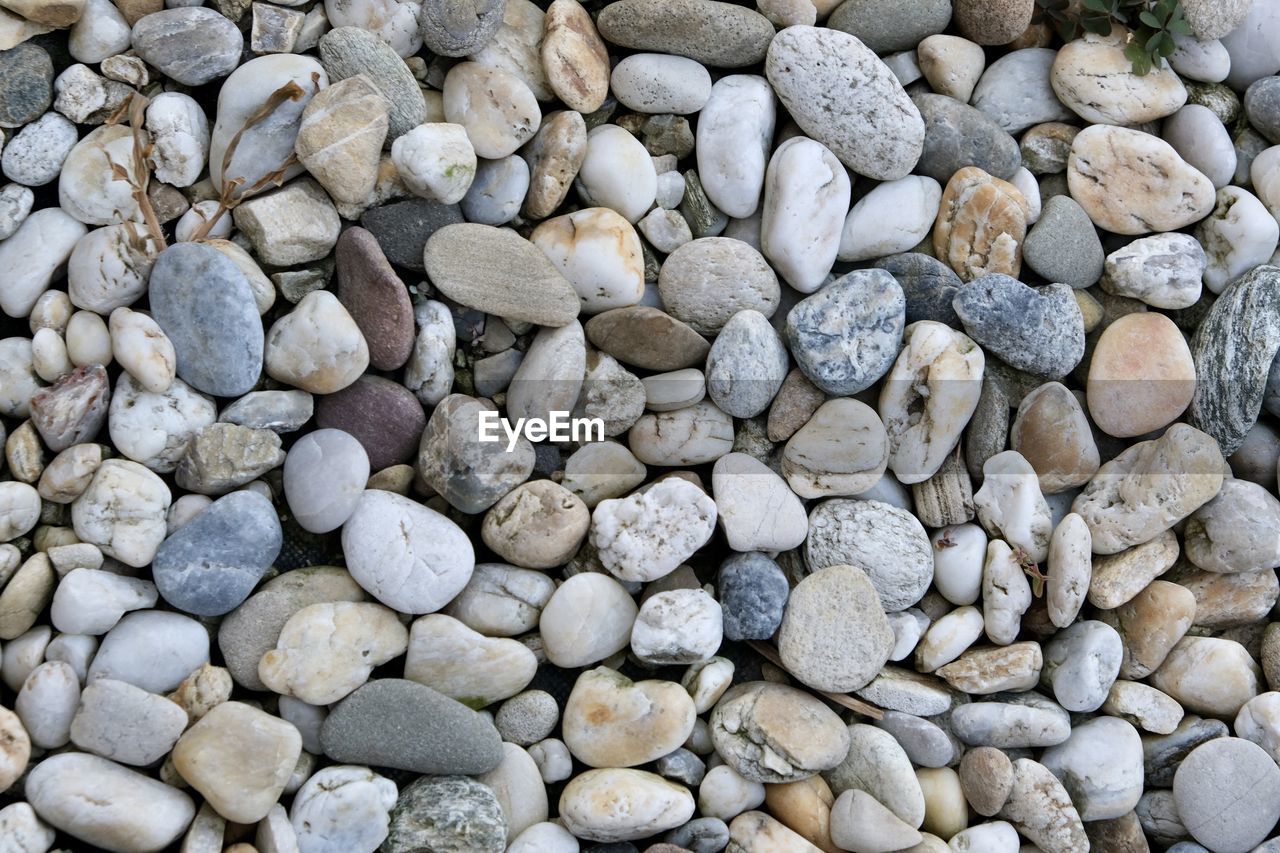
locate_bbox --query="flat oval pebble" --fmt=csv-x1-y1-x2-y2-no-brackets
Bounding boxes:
596,0,775,68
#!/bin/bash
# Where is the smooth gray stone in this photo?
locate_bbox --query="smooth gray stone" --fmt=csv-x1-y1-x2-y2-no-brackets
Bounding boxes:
1143,715,1229,787
953,274,1084,379
130,8,243,86
149,242,264,398
971,48,1074,134
383,775,506,853
1246,76,1280,144
596,0,775,69
912,92,1021,183
360,197,463,272
321,679,504,775
319,26,427,139
153,491,282,617
1022,195,1105,289
827,0,952,54
1174,738,1280,852
0,43,53,128
1189,265,1280,456
786,269,905,395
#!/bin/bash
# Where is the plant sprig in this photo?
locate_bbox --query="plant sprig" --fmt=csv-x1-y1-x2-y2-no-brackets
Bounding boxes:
1034,0,1192,75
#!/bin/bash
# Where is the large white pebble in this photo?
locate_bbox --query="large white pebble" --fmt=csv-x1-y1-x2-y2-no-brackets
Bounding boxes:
341,489,475,614
284,428,370,533
575,124,657,223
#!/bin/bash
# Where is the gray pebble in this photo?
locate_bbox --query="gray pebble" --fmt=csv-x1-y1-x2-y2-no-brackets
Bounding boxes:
666,817,730,853
706,309,789,418
1022,195,1105,289
1143,715,1229,787
827,0,953,54
875,710,956,768
0,44,53,129
718,552,789,642
130,8,243,86
1245,75,1280,144
913,92,1021,183
1,112,77,187
360,197,463,272
953,274,1084,379
149,242,264,398
321,679,504,775
494,690,558,746
656,747,706,786
383,774,506,853
418,0,506,57
1174,737,1280,852
596,0,775,69
786,269,906,395
153,490,282,618
1189,264,1280,455
875,252,964,325
971,48,1074,134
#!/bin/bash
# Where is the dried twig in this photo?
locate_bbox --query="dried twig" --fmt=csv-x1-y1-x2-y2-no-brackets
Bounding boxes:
187,74,319,243
746,640,886,720
105,92,166,251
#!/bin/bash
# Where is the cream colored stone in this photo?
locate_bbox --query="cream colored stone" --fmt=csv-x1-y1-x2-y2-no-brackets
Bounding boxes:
559,769,695,843
1087,313,1196,438
783,398,889,499
295,74,389,208
973,450,1053,563
265,291,369,394
1051,27,1187,125
542,0,609,113
404,613,537,709
562,666,697,768
1010,382,1099,493
259,602,408,705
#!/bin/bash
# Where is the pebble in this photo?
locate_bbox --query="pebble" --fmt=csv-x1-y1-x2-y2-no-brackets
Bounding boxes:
596,0,774,69
320,26,424,140
839,176,941,263
424,222,579,326
971,49,1074,134
631,588,723,665
1051,27,1186,125
131,7,242,85
405,613,536,708
542,0,609,113
612,53,711,115
342,489,474,613
560,768,695,843
933,166,1029,281
481,479,589,569
290,764,398,853
2,111,76,187
70,677,187,766
0,43,53,128
998,758,1088,853
710,681,850,783
1068,124,1216,235
360,196,462,272
322,678,503,774
50,567,156,635
591,478,716,582
1198,186,1280,293
317,376,425,468
1022,196,1104,289
149,242,263,398
208,54,326,194
1087,312,1197,438
15,660,77,748
1190,265,1280,455
777,563,893,692
695,75,774,219
881,321,985,485
0,803,53,853
576,123,658,223
954,275,1083,379
1011,382,1098,493
786,269,904,395
531,207,644,313
562,666,697,767
382,774,506,853
539,572,638,668
918,34,985,102
766,26,924,180
1164,103,1237,190
1101,232,1206,309
460,154,528,225
1174,737,1280,852
26,753,195,852
1185,477,1280,572
72,458,172,567
913,93,1020,185
0,207,86,319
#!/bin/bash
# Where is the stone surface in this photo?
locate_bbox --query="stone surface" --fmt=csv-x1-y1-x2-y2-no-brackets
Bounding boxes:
1174,738,1280,852
710,681,850,784
786,269,905,395
778,563,894,693
383,774,506,852
596,0,774,68
765,26,924,180
933,166,1029,282
319,26,425,140
953,275,1083,379
1088,312,1197,438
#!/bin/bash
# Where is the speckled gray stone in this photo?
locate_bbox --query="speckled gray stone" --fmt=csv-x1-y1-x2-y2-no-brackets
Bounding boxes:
418,0,506,57
0,44,53,128
953,275,1084,379
1022,195,1105,289
319,26,427,140
130,8,244,86
153,491,282,618
875,252,964,325
1189,265,1280,456
718,553,789,641
705,309,789,418
786,269,906,395
321,679,504,775
383,775,506,853
827,0,953,54
149,242,264,398
913,92,1021,183
596,0,775,69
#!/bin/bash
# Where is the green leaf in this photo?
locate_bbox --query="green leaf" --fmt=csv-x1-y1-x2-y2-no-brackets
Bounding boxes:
1139,9,1162,27
1168,17,1192,34
1149,30,1169,52
1081,0,1111,11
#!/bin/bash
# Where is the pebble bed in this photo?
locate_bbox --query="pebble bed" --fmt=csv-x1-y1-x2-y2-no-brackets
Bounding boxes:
1,0,1280,851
